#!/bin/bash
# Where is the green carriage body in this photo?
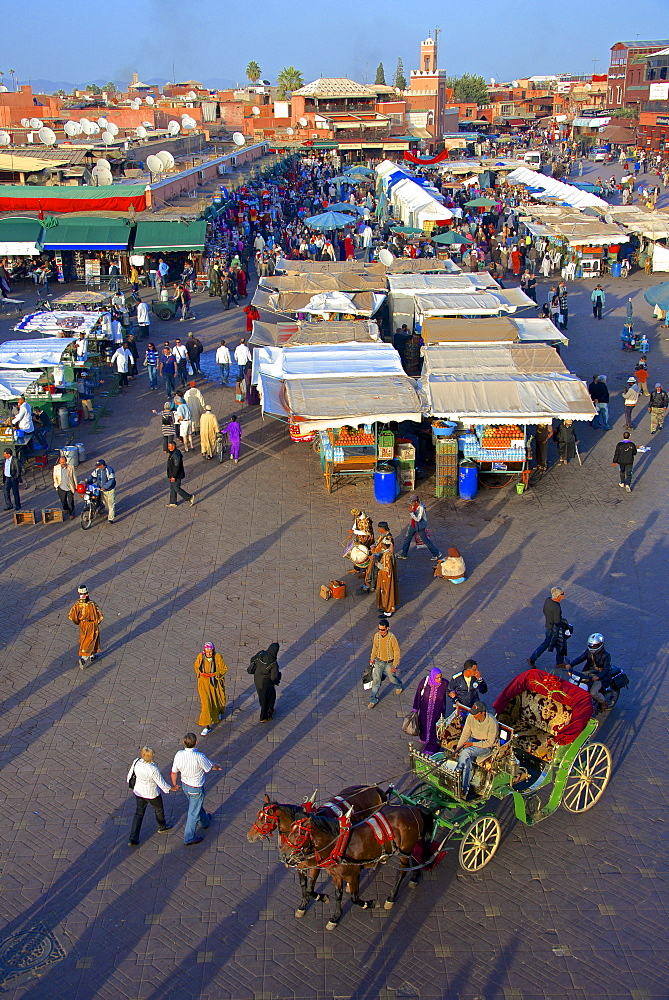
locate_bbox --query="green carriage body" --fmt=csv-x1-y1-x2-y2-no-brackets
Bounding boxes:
395,669,612,871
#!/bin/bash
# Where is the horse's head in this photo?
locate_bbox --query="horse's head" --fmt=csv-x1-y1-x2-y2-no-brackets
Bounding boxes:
281,814,314,867
246,794,281,842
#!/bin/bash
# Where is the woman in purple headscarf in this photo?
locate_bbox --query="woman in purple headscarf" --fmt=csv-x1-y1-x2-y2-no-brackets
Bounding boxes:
412,667,450,755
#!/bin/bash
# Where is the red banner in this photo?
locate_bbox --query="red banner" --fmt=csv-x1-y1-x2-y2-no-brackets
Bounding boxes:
403,150,451,165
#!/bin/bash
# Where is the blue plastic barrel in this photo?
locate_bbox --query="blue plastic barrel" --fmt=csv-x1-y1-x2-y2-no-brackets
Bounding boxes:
458,460,478,500
374,462,398,504
611,260,622,278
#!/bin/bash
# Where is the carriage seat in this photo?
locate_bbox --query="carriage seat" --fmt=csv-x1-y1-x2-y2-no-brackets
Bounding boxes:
435,709,510,772
496,690,572,762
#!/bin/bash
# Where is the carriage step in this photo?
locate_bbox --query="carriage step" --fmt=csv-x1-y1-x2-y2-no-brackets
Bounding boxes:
13,511,36,526
42,508,65,523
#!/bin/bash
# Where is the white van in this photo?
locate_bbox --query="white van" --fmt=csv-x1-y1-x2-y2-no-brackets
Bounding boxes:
523,151,542,171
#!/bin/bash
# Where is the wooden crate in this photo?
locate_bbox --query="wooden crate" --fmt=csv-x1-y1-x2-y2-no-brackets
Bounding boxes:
42,509,64,524
14,511,36,525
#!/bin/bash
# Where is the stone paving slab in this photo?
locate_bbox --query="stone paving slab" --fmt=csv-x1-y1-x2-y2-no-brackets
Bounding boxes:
0,230,668,999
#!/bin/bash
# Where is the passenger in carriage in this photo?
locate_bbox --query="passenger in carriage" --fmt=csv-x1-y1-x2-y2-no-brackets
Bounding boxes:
454,701,499,797
447,659,488,709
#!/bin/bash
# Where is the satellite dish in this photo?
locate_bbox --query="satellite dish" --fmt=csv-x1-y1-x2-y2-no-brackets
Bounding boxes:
0,132,10,146
64,120,79,136
107,122,119,136
90,124,101,134
0,86,7,94
156,150,175,169
490,77,496,85
286,127,294,135
97,117,108,127
136,126,147,139
378,248,395,266
232,132,245,146
80,118,93,134
252,106,261,116
101,131,114,144
92,165,113,185
146,94,155,105
96,157,111,169
21,118,30,128
187,90,197,100
604,213,613,225
38,126,57,145
183,119,196,130
168,119,180,130
131,98,141,110
146,154,163,174
511,81,518,88
298,117,307,127
30,118,43,129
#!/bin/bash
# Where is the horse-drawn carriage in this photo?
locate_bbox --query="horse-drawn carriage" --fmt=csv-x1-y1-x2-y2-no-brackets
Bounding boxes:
247,669,612,928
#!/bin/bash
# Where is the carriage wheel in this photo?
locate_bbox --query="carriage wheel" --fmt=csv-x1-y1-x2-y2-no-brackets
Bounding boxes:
562,742,611,813
458,815,501,872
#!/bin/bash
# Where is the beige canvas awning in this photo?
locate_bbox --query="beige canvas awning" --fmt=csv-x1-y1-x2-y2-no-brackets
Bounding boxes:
422,373,594,423
421,317,518,343
285,374,423,431
423,344,568,376
260,271,386,293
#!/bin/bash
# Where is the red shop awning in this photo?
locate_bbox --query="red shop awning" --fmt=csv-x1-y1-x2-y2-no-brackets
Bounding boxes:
0,184,147,214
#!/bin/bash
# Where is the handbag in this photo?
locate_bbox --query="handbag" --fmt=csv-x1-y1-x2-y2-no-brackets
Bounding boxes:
402,710,420,738
127,758,139,789
361,664,373,689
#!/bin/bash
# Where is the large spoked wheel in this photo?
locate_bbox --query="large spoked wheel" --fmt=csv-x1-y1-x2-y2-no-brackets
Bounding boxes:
80,508,93,530
562,742,611,813
458,815,501,872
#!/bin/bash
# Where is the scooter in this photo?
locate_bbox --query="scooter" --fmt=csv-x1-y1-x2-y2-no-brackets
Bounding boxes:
564,664,630,712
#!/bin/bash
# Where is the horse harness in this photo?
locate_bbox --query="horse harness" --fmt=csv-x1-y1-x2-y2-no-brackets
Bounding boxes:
289,801,400,869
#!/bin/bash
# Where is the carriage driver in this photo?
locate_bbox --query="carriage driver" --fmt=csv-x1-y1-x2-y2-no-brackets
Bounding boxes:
454,701,499,798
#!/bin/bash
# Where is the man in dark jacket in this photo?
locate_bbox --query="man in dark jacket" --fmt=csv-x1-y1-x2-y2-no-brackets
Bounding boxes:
569,634,612,710
528,587,568,668
612,431,637,491
588,375,610,430
448,659,488,708
3,449,21,511
165,441,195,507
648,382,668,434
186,333,204,376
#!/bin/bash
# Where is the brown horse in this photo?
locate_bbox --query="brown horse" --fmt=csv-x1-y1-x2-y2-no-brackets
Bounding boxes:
284,804,434,929
246,785,387,917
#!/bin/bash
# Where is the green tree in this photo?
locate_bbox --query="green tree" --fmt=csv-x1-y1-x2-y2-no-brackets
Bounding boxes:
393,58,406,92
246,61,261,84
86,83,102,95
611,107,637,119
445,73,489,105
104,81,117,93
55,89,67,97
375,62,386,85
277,66,304,98
9,68,16,92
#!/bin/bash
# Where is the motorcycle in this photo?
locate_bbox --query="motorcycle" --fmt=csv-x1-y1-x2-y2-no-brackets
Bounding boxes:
80,483,106,530
564,663,630,712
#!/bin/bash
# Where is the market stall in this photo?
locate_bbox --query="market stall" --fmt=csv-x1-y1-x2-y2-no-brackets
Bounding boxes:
414,288,536,331
51,290,113,311
387,272,501,334
40,216,134,285
250,319,381,348
419,316,568,347
252,288,387,320
0,337,81,424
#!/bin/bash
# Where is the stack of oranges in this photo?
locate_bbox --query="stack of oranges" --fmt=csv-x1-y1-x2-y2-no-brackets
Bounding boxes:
481,425,523,450
336,429,375,446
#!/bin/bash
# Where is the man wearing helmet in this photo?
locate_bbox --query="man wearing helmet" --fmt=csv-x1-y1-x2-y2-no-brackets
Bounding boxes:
568,634,612,710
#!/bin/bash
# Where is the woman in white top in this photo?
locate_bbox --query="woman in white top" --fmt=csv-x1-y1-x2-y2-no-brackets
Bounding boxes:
127,746,176,846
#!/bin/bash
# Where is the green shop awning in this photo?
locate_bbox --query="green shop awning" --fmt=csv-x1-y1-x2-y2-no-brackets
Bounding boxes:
133,220,207,253
41,216,133,250
0,217,45,255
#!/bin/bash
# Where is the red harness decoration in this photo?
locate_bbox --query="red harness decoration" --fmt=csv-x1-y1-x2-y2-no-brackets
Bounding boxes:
290,810,352,868
320,795,353,819
364,811,395,847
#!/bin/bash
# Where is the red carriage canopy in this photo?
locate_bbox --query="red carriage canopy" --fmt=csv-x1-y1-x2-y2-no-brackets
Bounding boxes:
493,668,593,745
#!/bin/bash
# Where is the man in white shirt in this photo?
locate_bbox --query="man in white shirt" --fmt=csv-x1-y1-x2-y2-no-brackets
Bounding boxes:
171,733,222,845
127,746,177,847
74,332,88,366
172,338,189,385
111,342,132,388
136,300,150,339
11,396,34,434
361,224,373,261
216,339,231,384
234,337,252,375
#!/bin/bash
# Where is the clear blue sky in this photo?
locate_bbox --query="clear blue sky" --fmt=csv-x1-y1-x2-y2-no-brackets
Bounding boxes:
4,0,668,89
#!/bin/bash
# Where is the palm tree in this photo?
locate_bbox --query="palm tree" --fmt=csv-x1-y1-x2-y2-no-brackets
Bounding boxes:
9,69,16,92
277,66,304,98
246,61,261,84
104,81,117,94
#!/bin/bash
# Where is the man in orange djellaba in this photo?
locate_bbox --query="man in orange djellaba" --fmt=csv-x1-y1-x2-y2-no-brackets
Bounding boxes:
67,584,104,668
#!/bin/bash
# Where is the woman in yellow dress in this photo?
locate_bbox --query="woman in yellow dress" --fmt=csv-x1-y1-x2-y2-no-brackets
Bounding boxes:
194,642,227,735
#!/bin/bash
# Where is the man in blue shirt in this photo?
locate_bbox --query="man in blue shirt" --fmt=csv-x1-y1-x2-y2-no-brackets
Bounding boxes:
160,347,177,397
88,459,116,523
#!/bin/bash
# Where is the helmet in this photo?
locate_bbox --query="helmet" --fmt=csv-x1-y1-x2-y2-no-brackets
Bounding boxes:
587,633,604,650
75,482,87,495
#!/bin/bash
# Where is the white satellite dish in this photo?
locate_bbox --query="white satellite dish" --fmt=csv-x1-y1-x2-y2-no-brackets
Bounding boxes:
183,119,196,130
168,119,180,130
142,120,152,127
21,118,30,128
378,248,395,266
38,126,57,145
0,131,10,146
252,106,261,116
107,122,119,135
90,124,101,134
146,154,163,174
80,118,93,134
96,157,111,169
92,164,113,184
490,77,496,85
156,150,175,169
146,95,155,105
97,117,108,127
232,132,245,146
136,126,147,139
101,131,114,144
187,90,197,100
30,118,43,129
511,80,518,88
286,127,294,135
298,117,307,127
0,86,7,94
64,120,79,137
167,121,181,136
131,98,141,110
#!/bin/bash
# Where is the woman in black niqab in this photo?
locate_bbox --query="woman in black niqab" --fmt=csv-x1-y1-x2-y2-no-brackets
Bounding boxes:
248,642,281,722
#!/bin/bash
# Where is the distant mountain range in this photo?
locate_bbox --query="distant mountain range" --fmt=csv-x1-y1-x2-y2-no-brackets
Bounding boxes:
24,76,239,95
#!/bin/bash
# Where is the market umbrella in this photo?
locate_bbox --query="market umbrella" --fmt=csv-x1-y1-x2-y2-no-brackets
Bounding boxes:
305,210,356,231
644,283,669,310
391,225,424,236
431,231,471,245
464,196,497,208
375,187,388,220
326,201,361,213
345,166,374,177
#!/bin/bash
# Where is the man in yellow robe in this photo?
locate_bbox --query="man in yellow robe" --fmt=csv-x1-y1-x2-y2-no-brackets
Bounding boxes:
375,536,399,618
200,405,219,459
67,585,104,668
